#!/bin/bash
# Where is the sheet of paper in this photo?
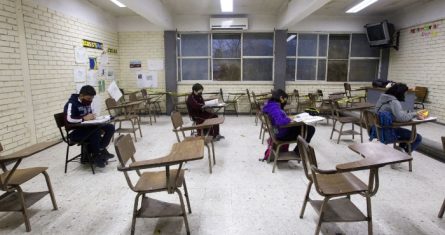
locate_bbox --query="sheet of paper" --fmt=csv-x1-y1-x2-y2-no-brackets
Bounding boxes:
147,59,164,70
136,73,149,88
74,46,87,64
100,53,109,65
107,69,114,80
412,116,437,122
146,71,158,88
293,112,326,124
87,70,97,86
107,81,123,101
73,66,86,82
81,115,111,124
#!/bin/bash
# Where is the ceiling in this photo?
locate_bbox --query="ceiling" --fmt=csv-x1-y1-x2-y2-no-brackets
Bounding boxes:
86,0,427,20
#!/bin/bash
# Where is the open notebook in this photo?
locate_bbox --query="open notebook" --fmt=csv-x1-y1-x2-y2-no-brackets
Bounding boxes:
293,112,325,124
203,99,225,108
81,115,111,124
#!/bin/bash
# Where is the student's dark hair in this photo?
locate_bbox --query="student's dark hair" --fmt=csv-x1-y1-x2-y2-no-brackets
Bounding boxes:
79,85,96,96
270,89,288,102
192,83,203,92
385,83,408,101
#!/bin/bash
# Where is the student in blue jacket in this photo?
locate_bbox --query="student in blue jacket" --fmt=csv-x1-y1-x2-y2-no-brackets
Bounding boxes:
262,89,316,154
63,85,115,168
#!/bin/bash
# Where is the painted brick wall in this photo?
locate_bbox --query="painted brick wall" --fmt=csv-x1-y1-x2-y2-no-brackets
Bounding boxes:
118,31,166,111
388,19,445,121
0,0,29,153
21,0,119,142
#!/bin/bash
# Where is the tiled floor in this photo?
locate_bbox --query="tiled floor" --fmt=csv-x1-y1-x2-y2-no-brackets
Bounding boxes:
1,115,445,235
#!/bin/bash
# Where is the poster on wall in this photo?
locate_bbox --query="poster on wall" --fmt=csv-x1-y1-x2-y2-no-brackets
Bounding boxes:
100,53,109,65
107,69,115,80
73,66,86,82
74,46,88,64
89,57,98,70
146,71,158,88
136,71,158,88
87,70,98,86
147,59,164,71
130,60,142,69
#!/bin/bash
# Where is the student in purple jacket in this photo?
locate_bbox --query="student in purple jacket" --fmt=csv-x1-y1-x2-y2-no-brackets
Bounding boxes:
262,89,316,154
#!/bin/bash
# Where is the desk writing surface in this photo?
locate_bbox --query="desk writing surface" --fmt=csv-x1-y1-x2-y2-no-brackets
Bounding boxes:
0,140,58,162
342,102,375,111
129,139,204,169
392,117,437,127
200,117,225,126
337,143,412,171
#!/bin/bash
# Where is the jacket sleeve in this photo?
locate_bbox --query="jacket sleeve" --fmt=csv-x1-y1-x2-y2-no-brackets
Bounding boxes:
187,94,204,111
390,100,416,122
269,107,291,127
66,103,83,123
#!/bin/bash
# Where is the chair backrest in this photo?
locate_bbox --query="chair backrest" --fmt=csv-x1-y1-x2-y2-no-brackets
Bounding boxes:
141,89,147,98
246,89,252,103
414,86,428,102
297,136,318,182
129,93,137,102
114,134,138,190
344,82,352,97
262,114,279,143
54,112,68,143
170,111,184,130
0,142,3,153
363,110,378,136
317,89,323,98
293,89,300,98
219,88,225,102
438,136,445,152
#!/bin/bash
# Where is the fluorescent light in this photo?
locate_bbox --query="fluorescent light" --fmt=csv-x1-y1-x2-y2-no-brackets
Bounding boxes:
110,0,126,8
220,0,233,12
286,35,296,42
346,0,378,13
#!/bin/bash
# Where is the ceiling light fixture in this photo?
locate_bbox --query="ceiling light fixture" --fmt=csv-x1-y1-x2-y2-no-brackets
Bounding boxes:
220,0,233,12
110,0,126,8
286,35,296,42
346,0,378,13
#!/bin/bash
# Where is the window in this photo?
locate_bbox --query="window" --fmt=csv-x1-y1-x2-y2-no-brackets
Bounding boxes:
327,34,350,82
177,32,274,81
286,34,327,81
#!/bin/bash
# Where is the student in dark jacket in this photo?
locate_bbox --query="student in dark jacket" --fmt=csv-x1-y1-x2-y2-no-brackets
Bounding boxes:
262,89,315,154
375,83,424,152
186,83,224,140
63,85,115,168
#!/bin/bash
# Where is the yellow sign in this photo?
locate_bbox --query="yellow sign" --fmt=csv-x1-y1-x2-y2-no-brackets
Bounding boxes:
107,48,118,54
82,39,103,50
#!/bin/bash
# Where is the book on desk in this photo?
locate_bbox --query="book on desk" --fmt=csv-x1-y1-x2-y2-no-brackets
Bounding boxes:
293,112,325,124
203,99,226,108
81,115,111,124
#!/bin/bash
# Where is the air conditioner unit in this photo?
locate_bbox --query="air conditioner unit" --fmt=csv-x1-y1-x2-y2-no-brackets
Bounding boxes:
210,17,248,30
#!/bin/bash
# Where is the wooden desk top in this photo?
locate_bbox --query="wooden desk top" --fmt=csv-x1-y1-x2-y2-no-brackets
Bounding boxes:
228,92,246,95
341,102,375,111
336,143,412,171
201,117,225,126
0,140,58,162
129,139,204,169
392,117,437,127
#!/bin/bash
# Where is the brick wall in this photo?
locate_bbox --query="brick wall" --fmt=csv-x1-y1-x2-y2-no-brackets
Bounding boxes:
118,31,166,111
388,19,445,121
0,0,29,152
0,0,119,154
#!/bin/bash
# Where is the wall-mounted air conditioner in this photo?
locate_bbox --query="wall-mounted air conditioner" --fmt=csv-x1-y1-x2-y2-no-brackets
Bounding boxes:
210,17,248,30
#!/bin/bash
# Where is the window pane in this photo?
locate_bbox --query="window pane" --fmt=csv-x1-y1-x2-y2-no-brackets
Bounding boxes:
243,59,273,81
243,33,274,56
212,34,241,58
181,59,209,80
351,34,380,57
181,34,209,57
213,59,240,81
329,34,350,59
286,34,297,56
298,34,317,56
349,59,379,81
286,59,296,81
297,59,316,80
177,59,181,81
317,59,326,81
327,60,348,82
318,34,327,57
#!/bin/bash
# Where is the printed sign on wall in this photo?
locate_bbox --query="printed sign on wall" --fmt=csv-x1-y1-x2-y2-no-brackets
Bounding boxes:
82,39,103,50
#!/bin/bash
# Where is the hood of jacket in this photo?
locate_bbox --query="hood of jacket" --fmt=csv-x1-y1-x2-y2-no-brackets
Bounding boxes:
68,94,81,104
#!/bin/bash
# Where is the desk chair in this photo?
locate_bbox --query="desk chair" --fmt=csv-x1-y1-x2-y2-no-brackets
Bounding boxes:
105,98,142,142
54,113,96,174
297,136,371,235
142,89,163,116
171,111,216,173
257,111,269,144
246,89,256,116
219,88,239,116
0,143,58,232
439,136,445,218
330,97,362,144
263,115,301,173
414,86,428,109
129,92,154,125
294,89,313,113
251,91,268,125
114,134,192,235
170,92,189,114
363,110,415,171
344,82,366,102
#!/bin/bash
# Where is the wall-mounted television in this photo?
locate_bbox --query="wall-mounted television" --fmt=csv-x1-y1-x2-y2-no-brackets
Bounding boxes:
364,20,395,47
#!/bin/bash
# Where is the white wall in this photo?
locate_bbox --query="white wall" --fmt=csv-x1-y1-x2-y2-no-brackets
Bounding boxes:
117,15,163,32
390,0,445,29
33,0,117,31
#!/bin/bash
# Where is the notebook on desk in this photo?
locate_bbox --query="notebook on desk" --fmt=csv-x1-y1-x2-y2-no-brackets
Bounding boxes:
203,99,225,108
293,112,325,124
81,115,111,124
412,116,437,122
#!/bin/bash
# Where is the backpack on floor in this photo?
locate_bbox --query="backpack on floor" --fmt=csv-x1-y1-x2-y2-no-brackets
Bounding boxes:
261,138,289,162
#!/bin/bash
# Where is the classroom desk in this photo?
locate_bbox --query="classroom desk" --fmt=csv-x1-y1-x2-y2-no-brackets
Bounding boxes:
0,140,58,163
340,102,375,142
203,103,227,113
338,142,413,196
